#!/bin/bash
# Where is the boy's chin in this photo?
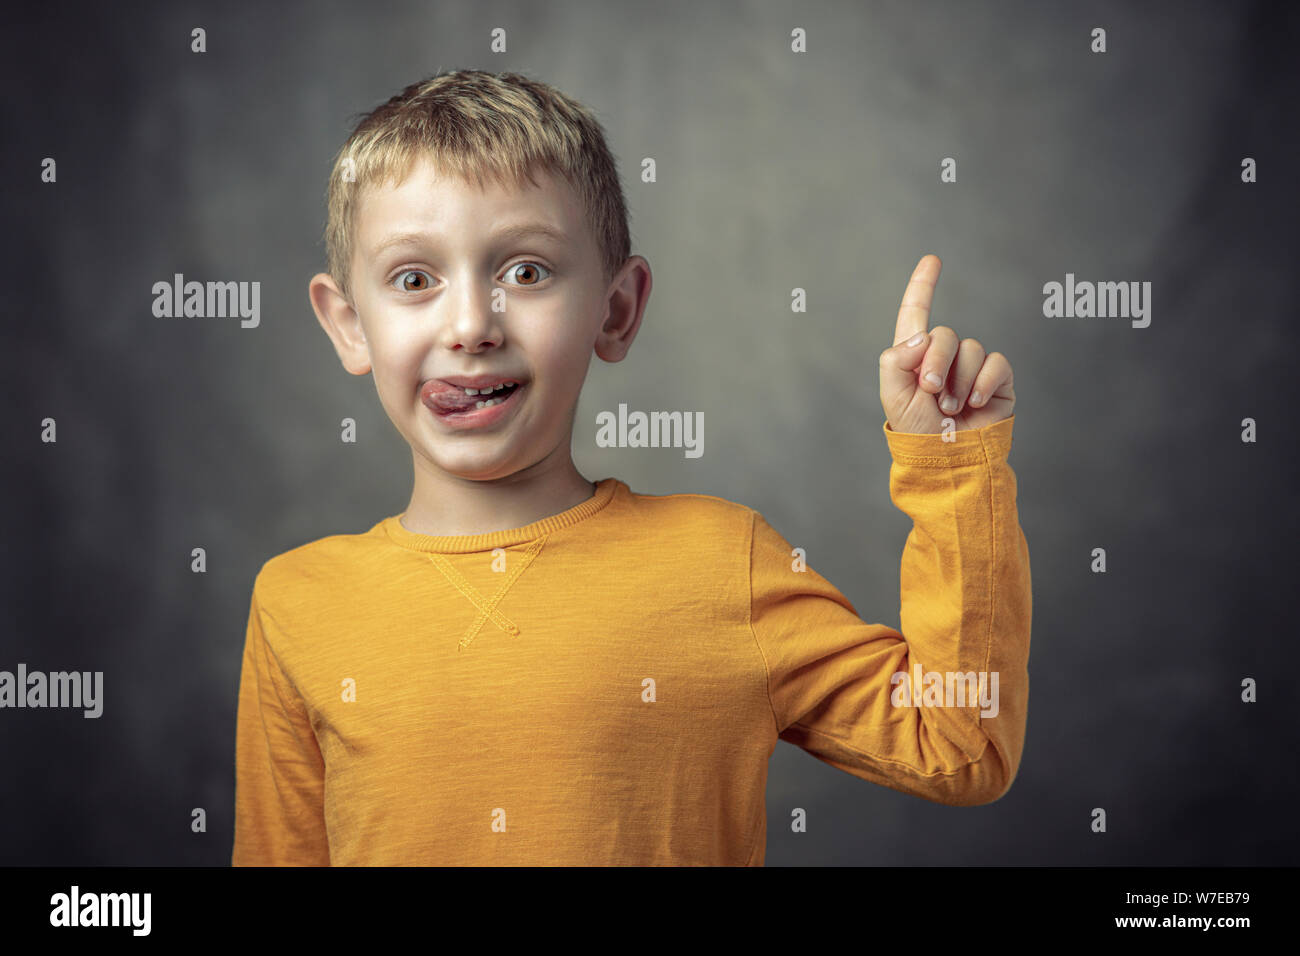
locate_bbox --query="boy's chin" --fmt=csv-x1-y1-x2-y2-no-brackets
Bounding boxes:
423,447,530,484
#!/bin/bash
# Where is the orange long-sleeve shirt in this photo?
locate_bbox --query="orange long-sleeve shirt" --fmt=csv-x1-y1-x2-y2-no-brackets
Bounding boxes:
232,415,1030,865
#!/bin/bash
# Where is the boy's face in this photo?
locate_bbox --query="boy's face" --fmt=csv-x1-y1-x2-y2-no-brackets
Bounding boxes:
316,155,643,484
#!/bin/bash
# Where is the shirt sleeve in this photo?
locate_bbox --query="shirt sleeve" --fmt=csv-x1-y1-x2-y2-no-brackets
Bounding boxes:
748,414,1031,806
232,585,331,865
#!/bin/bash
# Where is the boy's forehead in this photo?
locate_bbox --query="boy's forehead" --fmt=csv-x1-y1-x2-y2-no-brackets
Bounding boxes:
356,157,584,257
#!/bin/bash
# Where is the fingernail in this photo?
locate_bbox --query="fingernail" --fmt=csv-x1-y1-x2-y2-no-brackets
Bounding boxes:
970,390,982,405
904,332,924,347
924,372,943,388
940,395,958,413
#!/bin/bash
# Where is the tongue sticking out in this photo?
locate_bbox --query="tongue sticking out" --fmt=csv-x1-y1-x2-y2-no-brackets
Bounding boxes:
424,382,518,414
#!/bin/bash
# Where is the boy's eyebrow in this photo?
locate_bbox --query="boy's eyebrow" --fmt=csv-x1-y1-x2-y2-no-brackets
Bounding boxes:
371,222,570,257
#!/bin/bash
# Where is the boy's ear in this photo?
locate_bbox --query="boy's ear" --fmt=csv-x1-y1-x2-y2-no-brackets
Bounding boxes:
595,255,652,363
309,272,370,375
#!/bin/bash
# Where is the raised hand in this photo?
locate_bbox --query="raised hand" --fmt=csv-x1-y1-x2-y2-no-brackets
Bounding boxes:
878,254,1016,435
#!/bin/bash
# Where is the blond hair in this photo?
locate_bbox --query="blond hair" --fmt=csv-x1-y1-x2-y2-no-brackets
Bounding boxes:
322,69,630,302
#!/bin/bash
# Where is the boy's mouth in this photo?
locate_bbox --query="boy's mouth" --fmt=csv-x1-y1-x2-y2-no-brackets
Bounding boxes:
421,376,526,424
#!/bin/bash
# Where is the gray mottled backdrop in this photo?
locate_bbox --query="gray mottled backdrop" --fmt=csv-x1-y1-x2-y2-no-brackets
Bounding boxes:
2,0,1297,865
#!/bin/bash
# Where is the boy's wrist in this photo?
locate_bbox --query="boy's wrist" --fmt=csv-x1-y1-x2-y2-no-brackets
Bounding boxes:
881,414,1015,467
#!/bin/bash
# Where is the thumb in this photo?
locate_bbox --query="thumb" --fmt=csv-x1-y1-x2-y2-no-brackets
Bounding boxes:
879,330,929,406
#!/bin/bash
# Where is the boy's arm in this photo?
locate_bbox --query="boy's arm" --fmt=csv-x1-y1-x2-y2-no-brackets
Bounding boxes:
749,414,1031,806
232,586,331,865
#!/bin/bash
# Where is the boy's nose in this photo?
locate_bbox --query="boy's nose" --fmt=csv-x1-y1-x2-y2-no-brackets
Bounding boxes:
442,290,505,351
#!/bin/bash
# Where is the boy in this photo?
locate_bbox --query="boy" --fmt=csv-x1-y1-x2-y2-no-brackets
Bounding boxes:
232,69,1030,866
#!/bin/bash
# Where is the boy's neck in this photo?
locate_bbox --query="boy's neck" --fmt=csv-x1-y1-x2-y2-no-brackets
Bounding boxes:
399,459,598,538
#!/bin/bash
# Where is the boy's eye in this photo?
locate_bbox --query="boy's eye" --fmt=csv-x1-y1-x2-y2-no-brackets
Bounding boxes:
502,261,551,286
393,270,432,292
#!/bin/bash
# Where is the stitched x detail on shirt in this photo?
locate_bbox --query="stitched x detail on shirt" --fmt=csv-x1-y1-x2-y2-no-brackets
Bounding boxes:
426,536,549,650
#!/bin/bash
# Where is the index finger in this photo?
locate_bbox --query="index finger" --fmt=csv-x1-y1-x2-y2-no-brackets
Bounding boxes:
893,254,942,345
